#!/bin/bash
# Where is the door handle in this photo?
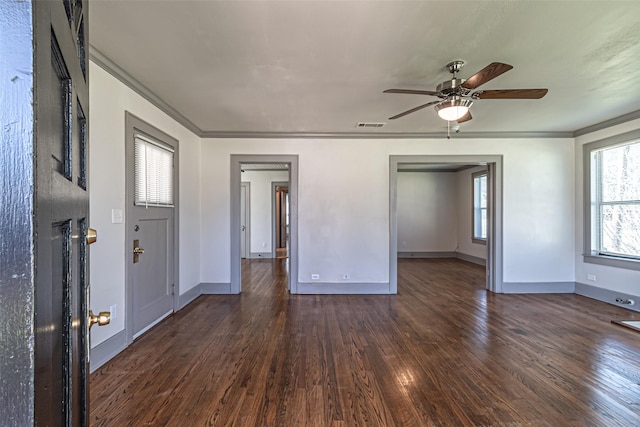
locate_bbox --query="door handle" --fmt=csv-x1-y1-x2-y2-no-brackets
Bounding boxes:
241,225,246,231
133,239,145,263
86,227,97,245
88,310,110,329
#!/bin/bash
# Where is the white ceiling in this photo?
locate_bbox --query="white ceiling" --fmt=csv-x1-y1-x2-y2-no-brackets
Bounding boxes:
89,1,640,137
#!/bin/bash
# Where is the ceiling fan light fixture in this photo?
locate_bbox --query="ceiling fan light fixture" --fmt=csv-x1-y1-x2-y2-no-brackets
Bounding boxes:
435,98,473,121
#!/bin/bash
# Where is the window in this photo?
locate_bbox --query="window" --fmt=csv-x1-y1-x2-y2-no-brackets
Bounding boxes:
134,133,174,207
473,171,487,243
587,137,640,264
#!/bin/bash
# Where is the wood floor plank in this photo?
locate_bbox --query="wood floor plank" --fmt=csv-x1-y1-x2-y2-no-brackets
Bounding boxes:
91,258,640,426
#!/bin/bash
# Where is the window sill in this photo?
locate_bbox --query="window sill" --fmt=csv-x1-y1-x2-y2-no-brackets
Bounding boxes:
472,238,487,246
583,253,640,272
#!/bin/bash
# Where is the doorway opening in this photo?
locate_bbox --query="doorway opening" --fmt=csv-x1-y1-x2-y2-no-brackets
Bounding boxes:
389,155,503,294
230,155,299,294
273,182,289,259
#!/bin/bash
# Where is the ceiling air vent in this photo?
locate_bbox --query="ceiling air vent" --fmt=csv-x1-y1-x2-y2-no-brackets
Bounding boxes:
356,122,386,128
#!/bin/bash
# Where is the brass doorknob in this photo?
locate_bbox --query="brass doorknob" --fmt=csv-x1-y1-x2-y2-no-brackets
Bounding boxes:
88,310,110,329
133,247,145,255
87,228,97,245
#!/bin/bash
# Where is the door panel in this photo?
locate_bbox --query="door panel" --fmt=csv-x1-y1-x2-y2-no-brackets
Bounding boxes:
133,218,173,336
50,38,71,177
47,222,69,426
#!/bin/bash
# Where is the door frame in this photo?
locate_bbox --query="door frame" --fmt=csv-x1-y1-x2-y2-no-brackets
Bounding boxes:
230,155,299,293
124,112,179,344
271,181,289,258
241,181,251,259
389,155,503,293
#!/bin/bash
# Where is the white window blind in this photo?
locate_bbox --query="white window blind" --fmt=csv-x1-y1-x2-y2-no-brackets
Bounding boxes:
134,133,174,207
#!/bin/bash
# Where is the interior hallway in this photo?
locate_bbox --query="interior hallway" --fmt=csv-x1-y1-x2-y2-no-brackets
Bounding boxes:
90,259,640,426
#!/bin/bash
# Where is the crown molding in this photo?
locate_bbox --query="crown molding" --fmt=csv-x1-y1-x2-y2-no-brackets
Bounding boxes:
573,109,640,137
199,130,574,139
89,45,203,136
89,46,638,140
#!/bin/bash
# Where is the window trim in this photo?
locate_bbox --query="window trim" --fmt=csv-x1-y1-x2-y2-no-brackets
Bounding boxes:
583,128,640,271
472,170,488,245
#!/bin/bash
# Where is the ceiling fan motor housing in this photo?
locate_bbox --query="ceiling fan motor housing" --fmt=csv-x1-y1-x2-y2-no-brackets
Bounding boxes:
436,78,467,96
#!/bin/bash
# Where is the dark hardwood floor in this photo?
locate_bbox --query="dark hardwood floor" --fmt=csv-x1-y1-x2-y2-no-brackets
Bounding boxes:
90,259,640,426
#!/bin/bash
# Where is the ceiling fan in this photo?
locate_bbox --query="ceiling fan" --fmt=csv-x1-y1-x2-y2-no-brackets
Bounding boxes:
384,61,548,123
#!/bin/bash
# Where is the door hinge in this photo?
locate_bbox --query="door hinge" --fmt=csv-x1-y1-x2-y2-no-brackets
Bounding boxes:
171,283,175,296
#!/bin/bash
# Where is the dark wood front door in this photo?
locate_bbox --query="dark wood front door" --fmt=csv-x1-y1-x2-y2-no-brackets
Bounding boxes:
33,0,90,425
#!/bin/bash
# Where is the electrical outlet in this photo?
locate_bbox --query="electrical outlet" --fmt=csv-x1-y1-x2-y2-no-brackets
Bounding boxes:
311,274,320,280
587,274,596,282
342,274,350,280
110,304,117,319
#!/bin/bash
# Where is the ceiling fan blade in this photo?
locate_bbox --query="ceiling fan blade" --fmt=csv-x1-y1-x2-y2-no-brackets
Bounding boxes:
475,89,548,99
388,100,440,120
384,89,440,96
461,62,513,90
457,111,472,123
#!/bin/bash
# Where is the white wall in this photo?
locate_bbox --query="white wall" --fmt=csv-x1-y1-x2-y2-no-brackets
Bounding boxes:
200,137,575,287
575,118,640,296
241,170,288,254
456,166,488,259
89,61,201,347
397,172,458,252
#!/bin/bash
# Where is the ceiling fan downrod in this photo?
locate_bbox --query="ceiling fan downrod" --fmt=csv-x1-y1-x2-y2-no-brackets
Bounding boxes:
447,60,465,77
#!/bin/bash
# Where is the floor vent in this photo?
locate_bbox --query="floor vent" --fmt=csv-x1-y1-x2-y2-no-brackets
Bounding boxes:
356,122,386,128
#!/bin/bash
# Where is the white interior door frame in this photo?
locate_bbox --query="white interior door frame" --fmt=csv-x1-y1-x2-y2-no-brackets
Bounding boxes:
230,155,299,294
389,155,503,294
